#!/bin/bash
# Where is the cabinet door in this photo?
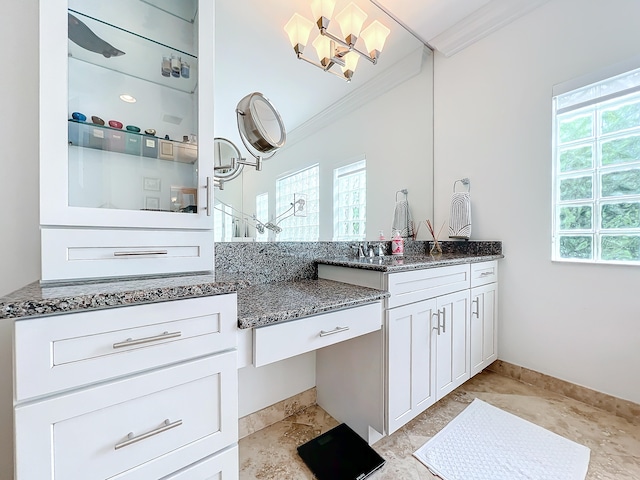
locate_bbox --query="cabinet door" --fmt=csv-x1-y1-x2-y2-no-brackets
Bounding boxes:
435,289,470,400
386,298,437,434
470,282,498,376
40,0,213,230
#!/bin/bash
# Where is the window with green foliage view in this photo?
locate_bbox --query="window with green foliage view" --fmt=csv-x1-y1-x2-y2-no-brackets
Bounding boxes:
553,66,640,264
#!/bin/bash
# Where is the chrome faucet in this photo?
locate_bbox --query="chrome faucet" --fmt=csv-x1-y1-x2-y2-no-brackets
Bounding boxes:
377,243,386,258
351,243,366,258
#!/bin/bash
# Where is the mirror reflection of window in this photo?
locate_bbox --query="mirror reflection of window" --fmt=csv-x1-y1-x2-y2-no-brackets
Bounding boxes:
276,165,319,241
255,192,269,242
213,201,234,242
333,159,367,241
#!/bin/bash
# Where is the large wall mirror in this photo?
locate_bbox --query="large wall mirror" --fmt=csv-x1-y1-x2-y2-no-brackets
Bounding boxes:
214,0,434,242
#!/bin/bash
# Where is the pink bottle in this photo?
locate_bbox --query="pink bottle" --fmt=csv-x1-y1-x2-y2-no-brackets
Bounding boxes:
391,229,404,256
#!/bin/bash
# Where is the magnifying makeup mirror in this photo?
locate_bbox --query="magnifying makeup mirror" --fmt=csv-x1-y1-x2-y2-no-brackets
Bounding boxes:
214,92,286,189
214,137,244,183
236,92,286,170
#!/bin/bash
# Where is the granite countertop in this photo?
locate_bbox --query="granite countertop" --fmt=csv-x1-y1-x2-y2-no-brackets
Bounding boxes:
0,274,248,320
236,279,389,329
316,253,504,272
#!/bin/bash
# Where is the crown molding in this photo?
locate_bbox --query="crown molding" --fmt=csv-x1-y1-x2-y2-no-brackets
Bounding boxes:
430,0,550,57
285,46,429,149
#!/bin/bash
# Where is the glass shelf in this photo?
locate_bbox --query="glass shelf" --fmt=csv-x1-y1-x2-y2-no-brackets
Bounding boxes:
68,120,197,164
68,9,198,94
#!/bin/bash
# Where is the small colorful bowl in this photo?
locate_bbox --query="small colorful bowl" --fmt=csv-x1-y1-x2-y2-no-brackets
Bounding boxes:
91,116,105,125
108,120,123,129
126,125,141,132
71,112,86,122
144,128,156,136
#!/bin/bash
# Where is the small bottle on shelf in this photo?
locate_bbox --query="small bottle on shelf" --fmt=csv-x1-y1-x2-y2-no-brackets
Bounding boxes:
161,55,171,77
181,60,190,78
171,54,181,77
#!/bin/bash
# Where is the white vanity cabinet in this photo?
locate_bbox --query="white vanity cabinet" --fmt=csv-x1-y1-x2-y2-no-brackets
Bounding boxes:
13,295,239,480
319,260,497,435
39,0,215,282
470,261,499,375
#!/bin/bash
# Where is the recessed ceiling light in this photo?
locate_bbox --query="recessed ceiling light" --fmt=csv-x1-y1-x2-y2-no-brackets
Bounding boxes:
119,94,137,103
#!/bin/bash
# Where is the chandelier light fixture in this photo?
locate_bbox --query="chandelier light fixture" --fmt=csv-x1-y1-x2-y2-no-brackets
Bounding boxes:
284,0,391,81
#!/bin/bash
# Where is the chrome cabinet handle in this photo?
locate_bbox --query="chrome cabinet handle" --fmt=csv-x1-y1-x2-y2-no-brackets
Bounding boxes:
440,308,446,334
113,331,182,349
114,250,168,257
206,176,212,216
114,419,183,450
472,298,480,317
432,311,441,335
479,271,493,277
319,326,350,337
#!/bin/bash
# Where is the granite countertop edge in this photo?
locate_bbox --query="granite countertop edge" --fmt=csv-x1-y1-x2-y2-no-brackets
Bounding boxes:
0,275,249,321
316,253,504,272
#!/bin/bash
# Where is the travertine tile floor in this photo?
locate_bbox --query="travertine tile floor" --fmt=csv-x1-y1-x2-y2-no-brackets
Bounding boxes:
239,371,640,479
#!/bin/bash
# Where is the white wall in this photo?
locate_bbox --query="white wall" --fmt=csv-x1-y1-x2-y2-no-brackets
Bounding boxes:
434,0,640,403
0,0,40,477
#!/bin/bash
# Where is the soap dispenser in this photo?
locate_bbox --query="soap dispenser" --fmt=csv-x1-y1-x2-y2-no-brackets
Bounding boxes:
391,229,404,256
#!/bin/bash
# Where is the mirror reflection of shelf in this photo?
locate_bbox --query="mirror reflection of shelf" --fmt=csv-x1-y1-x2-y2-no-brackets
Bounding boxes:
68,120,197,164
68,9,198,94
139,0,198,23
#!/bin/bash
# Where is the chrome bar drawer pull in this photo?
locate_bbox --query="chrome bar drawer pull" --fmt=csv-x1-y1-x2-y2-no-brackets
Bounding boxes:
440,308,446,334
114,419,183,450
113,331,182,349
319,326,350,337
479,271,493,277
114,250,169,257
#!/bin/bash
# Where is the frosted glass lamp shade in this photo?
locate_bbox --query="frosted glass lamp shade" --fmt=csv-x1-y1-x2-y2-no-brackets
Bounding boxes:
360,20,390,58
312,34,332,64
311,0,337,24
341,51,360,73
335,2,367,44
284,13,314,50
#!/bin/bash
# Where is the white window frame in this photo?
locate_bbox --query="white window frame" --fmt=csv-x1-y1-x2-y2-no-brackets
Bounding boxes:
552,58,640,265
333,158,366,241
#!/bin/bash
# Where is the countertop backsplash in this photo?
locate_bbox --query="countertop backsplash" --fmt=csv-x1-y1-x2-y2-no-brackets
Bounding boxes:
214,240,502,285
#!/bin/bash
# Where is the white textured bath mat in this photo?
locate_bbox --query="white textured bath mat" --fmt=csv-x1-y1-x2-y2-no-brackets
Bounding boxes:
413,399,590,480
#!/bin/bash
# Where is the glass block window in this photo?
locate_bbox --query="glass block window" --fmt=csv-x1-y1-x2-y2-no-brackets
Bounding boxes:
213,201,233,242
255,192,269,242
553,66,640,264
333,159,366,241
275,164,319,241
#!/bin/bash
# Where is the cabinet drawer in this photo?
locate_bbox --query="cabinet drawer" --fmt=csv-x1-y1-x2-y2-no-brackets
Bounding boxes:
41,228,214,282
387,264,470,308
163,446,238,480
15,353,238,480
14,295,237,401
470,261,498,287
253,302,382,367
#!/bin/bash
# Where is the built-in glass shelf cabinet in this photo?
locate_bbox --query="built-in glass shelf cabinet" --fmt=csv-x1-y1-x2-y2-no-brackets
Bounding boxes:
39,0,214,282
